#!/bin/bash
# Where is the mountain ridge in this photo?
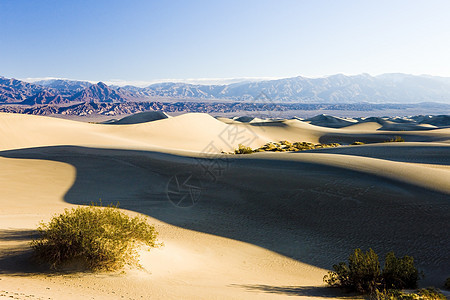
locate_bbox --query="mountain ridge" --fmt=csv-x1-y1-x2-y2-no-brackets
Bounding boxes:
1,73,450,105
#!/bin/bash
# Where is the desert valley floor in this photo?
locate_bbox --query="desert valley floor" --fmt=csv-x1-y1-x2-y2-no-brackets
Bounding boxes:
0,112,449,299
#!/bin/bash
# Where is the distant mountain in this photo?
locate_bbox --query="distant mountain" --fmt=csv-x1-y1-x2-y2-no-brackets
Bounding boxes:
0,76,47,103
69,82,131,103
120,73,450,104
21,90,68,105
1,101,440,117
2,74,450,105
34,79,92,96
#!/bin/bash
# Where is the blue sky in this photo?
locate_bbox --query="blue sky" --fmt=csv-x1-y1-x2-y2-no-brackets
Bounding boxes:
1,0,449,84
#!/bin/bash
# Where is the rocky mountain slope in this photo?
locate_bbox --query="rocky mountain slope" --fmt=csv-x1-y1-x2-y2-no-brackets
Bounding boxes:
1,74,450,105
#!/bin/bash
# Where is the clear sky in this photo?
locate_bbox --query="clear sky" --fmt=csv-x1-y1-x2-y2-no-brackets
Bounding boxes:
1,0,449,84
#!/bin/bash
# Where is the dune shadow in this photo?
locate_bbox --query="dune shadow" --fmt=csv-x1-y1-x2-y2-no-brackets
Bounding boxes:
231,284,358,298
302,144,450,165
1,145,449,285
0,229,107,276
0,229,49,275
318,131,450,145
0,229,38,242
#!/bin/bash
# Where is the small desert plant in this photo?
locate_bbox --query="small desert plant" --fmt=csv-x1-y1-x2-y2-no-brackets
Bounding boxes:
234,140,342,154
324,248,381,293
416,287,446,299
385,136,405,143
348,248,382,293
31,203,160,271
382,251,419,289
372,288,446,300
324,249,420,294
372,289,414,300
352,141,365,145
235,144,253,154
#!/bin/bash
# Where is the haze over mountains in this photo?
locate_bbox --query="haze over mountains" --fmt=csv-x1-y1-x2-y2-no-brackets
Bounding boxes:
2,73,450,105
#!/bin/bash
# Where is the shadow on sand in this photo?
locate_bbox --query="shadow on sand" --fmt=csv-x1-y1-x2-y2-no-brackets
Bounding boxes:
1,145,449,285
231,284,359,298
0,229,48,275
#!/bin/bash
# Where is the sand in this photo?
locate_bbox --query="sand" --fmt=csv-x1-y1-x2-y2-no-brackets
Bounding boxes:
0,112,449,299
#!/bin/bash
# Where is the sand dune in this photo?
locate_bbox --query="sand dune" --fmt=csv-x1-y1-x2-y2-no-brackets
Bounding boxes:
0,112,449,299
305,114,357,128
102,111,170,125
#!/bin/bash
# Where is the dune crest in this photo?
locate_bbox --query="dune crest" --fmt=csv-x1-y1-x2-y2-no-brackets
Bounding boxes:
0,112,449,299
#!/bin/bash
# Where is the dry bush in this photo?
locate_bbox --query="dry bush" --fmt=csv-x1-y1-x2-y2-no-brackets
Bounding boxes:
31,204,160,271
324,249,420,294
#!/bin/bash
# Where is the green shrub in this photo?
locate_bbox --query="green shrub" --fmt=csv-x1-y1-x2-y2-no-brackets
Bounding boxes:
31,204,160,271
385,136,405,143
323,261,352,288
383,251,419,289
324,249,420,294
416,287,446,299
324,248,381,293
372,289,415,300
235,144,253,154
234,140,342,154
348,248,382,293
372,288,446,300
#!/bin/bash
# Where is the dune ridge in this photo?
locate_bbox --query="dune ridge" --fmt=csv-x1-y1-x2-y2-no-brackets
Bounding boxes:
0,112,449,299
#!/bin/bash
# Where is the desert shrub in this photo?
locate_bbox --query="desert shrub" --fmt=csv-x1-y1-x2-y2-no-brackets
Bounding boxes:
293,141,315,150
372,289,415,300
280,140,292,146
416,288,446,299
31,204,160,271
445,277,450,289
235,144,253,154
383,251,419,289
234,140,342,154
323,261,352,288
348,248,382,293
385,136,405,143
324,248,381,293
352,141,365,145
372,288,445,300
324,249,420,294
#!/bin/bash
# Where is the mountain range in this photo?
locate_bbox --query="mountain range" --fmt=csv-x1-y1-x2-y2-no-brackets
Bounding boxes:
1,73,450,105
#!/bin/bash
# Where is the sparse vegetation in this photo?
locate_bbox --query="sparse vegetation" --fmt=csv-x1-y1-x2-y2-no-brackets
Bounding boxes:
233,137,407,153
324,249,420,294
235,144,254,154
324,248,381,293
372,287,446,299
31,203,160,271
382,251,419,290
234,140,341,154
385,136,405,143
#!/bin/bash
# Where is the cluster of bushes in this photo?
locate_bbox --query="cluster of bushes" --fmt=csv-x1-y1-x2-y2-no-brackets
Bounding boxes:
234,135,407,154
324,249,446,299
385,136,405,143
373,287,446,299
31,203,160,271
235,141,341,154
352,136,405,146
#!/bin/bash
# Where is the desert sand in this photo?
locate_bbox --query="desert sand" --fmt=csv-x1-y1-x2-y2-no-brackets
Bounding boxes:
0,112,449,299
